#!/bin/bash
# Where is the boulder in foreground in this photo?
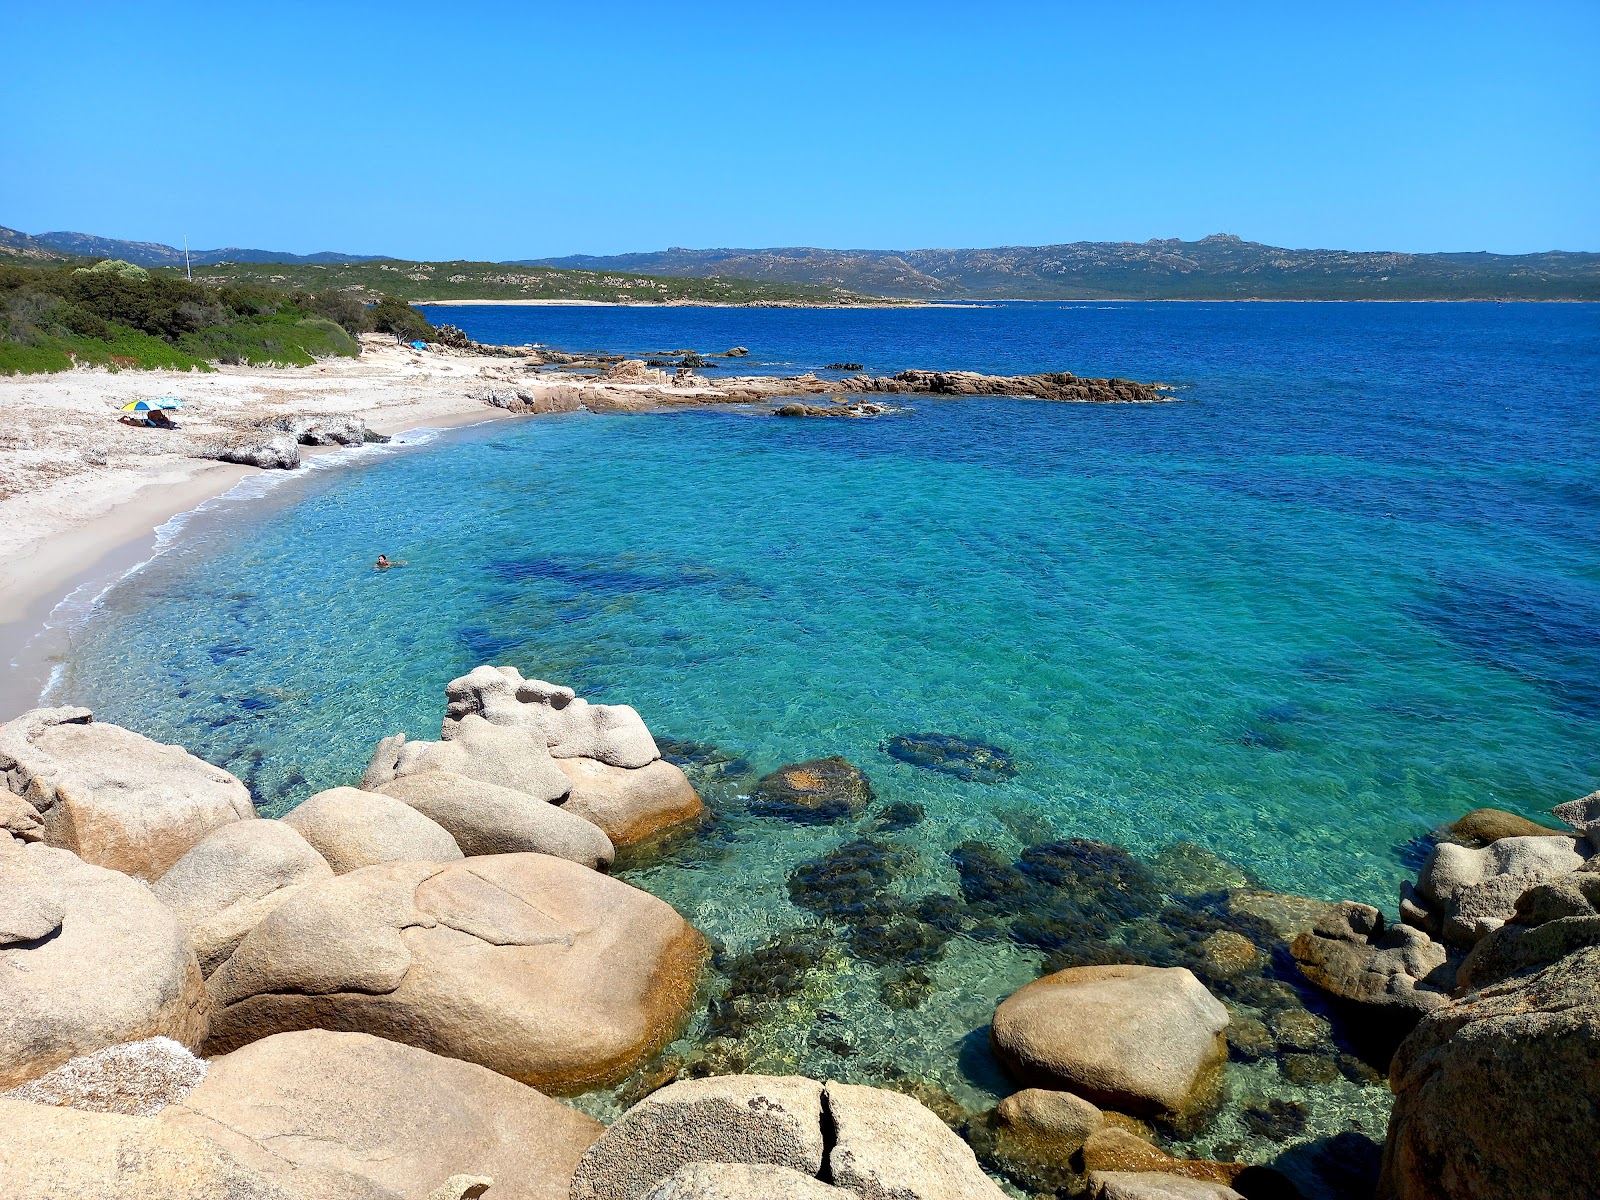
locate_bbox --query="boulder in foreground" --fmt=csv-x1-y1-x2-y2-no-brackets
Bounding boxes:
1377,944,1600,1200
641,1163,852,1199
0,843,208,1088
164,1029,603,1200
205,853,705,1093
376,770,615,867
0,707,254,880
990,964,1229,1121
282,786,463,873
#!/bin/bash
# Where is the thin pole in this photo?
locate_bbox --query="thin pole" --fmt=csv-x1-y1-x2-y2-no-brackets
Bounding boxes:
184,235,191,280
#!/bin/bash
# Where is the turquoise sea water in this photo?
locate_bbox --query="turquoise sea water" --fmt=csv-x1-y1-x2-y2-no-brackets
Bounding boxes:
44,302,1600,1188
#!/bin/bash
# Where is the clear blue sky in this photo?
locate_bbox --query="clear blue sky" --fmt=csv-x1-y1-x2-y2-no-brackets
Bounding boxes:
3,1,1595,258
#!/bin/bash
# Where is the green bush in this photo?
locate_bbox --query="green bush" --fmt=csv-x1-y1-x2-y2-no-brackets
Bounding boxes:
369,296,437,341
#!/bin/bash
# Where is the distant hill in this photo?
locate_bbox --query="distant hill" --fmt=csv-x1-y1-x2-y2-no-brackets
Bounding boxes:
0,226,386,268
523,235,1600,301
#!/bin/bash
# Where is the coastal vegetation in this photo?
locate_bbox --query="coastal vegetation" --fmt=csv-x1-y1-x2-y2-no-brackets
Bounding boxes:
0,259,439,374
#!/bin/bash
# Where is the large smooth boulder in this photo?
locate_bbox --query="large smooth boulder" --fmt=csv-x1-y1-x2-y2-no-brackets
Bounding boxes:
152,819,334,974
991,965,1229,1120
1410,835,1588,947
1378,945,1600,1200
0,843,208,1088
0,1094,373,1200
0,708,253,880
826,1080,1008,1200
205,853,705,1093
443,665,660,768
283,787,462,874
571,1075,826,1200
1443,808,1567,846
164,1030,603,1200
1089,1175,1244,1200
3,1036,204,1115
376,771,614,868
641,1164,851,1199
555,756,703,848
362,716,572,803
1291,902,1455,1037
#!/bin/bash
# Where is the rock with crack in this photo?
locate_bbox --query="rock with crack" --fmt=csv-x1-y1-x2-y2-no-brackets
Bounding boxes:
640,1163,852,1199
282,786,463,873
162,1029,603,1200
376,770,615,867
1291,901,1456,1039
152,819,335,974
0,707,254,881
442,665,660,768
826,1079,1008,1200
1456,871,1600,991
0,843,209,1088
361,716,574,804
0,1093,385,1199
204,853,705,1093
990,965,1229,1122
570,1075,826,1200
1377,944,1600,1200
553,756,703,849
1407,834,1588,948
570,1074,1006,1200
3,1035,205,1115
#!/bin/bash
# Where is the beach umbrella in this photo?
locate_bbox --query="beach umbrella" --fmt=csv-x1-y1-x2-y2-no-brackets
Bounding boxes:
120,398,183,412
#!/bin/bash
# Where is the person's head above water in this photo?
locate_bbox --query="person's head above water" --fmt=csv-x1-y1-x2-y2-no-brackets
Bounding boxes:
374,555,391,569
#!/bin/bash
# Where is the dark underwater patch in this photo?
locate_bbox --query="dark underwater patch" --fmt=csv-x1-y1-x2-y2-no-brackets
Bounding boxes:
882,732,1018,782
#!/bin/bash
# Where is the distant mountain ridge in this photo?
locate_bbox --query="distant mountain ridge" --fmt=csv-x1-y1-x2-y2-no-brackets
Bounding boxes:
0,226,386,267
521,235,1600,301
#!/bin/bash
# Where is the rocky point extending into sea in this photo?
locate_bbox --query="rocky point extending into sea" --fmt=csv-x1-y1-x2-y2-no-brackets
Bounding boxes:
1,664,1594,1199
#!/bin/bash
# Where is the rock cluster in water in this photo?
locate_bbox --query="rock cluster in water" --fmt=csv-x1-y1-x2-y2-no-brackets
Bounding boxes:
3,680,1595,1198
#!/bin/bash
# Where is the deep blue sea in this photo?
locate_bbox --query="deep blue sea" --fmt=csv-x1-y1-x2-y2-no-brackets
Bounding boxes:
45,301,1600,1182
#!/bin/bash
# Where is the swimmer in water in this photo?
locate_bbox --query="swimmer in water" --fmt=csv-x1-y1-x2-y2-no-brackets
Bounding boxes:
374,554,406,570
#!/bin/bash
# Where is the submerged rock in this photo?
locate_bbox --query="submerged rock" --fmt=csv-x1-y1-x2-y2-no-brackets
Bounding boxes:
991,964,1229,1121
0,843,209,1089
752,756,875,821
1442,807,1567,846
0,707,254,881
882,732,1018,783
151,819,334,975
843,369,1169,404
165,1030,602,1200
204,853,705,1094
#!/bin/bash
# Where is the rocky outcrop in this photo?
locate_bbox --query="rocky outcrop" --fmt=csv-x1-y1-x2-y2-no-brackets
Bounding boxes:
0,707,254,881
1551,789,1600,838
362,717,575,803
208,431,302,470
1406,834,1588,947
164,1030,603,1200
376,771,614,867
3,1035,204,1115
204,853,705,1093
773,400,896,418
571,1075,1003,1200
1291,902,1456,1037
0,1094,368,1199
0,843,209,1088
443,666,660,768
751,756,875,822
842,369,1170,404
271,414,385,446
152,819,334,974
1377,944,1600,1200
571,1075,826,1200
1455,871,1600,991
282,786,463,873
553,757,703,848
990,965,1229,1121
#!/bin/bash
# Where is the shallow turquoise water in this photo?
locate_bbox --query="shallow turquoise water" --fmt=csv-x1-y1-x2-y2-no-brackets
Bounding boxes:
43,301,1600,1187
